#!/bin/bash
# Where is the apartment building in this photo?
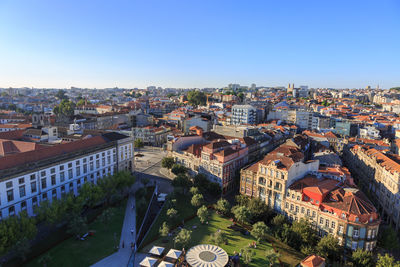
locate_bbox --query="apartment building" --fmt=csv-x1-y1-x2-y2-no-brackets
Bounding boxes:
133,126,172,147
240,144,380,251
231,105,256,125
345,145,400,230
284,177,379,251
240,144,319,212
0,133,134,219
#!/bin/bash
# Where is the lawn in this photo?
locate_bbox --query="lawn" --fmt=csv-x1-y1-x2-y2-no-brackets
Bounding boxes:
24,200,127,267
142,211,303,267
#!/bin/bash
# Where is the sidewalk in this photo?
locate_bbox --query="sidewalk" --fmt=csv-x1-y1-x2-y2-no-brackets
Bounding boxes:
90,189,137,267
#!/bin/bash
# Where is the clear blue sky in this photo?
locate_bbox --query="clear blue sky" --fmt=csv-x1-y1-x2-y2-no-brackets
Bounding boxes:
0,0,399,89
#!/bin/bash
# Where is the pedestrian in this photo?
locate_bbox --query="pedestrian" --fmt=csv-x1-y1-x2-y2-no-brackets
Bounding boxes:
130,229,134,235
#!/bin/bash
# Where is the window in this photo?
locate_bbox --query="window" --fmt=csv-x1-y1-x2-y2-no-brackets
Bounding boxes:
59,165,64,171
290,204,294,211
331,221,336,229
6,181,12,188
351,241,358,250
83,158,87,163
295,206,299,213
307,209,310,216
60,172,65,182
339,225,344,234
83,164,87,174
21,201,27,210
325,219,329,228
312,211,316,217
41,171,46,177
18,178,25,184
41,178,47,189
68,163,72,168
50,168,55,174
31,181,37,193
301,207,305,213
32,196,38,207
9,206,15,216
96,154,99,159
354,229,359,238
42,193,47,200
107,156,111,164
7,189,14,202
76,160,80,165
52,189,57,199
90,162,94,171
19,186,26,198
30,174,36,180
68,169,73,179
320,217,324,224
76,167,81,176
285,202,289,209
51,175,56,186
96,160,100,169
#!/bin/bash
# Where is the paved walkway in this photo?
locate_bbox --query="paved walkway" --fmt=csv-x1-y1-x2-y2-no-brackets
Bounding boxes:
91,191,137,267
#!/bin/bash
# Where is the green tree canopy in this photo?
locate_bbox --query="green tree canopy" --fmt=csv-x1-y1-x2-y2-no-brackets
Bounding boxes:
171,164,187,175
215,198,230,215
174,229,192,249
189,186,200,195
251,221,269,242
231,205,251,224
197,205,209,224
191,193,204,207
376,253,400,267
161,157,175,169
159,222,170,237
67,216,88,237
210,230,228,246
316,235,342,262
171,174,192,194
351,249,375,267
291,219,317,247
379,226,400,252
187,90,207,106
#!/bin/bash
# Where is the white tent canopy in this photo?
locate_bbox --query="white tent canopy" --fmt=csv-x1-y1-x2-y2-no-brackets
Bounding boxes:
186,244,229,267
139,257,157,267
158,261,174,267
149,245,165,256
166,248,182,259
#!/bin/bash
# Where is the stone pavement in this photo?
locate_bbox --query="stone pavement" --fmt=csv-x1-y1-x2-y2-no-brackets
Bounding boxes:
90,190,137,267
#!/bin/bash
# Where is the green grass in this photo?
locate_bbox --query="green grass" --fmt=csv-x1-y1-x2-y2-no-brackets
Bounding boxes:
142,211,303,267
24,200,127,267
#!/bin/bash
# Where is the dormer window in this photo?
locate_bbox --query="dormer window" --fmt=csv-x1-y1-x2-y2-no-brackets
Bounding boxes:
310,198,314,203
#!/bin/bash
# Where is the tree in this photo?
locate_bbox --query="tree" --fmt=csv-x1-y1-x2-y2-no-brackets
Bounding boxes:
171,164,187,175
189,187,200,195
159,222,170,237
193,173,208,190
271,214,287,228
167,208,178,223
171,174,192,194
134,138,144,149
207,182,222,197
99,208,115,226
197,205,209,224
247,198,273,223
67,216,88,237
351,249,375,267
215,198,230,215
53,99,75,117
251,221,269,242
316,235,341,262
265,248,280,267
191,193,204,207
161,157,175,169
379,226,400,252
187,91,207,106
231,205,251,224
376,253,400,267
76,99,86,106
291,219,317,247
174,229,192,249
238,92,245,102
240,247,256,265
210,230,228,246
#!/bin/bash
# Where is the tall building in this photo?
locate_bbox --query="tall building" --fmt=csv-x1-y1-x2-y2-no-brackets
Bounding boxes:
231,105,257,125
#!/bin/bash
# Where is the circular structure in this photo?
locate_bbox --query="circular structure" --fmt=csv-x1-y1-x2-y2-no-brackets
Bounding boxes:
186,244,229,267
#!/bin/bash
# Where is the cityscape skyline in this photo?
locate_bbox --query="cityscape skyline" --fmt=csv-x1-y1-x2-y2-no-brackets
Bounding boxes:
1,0,399,89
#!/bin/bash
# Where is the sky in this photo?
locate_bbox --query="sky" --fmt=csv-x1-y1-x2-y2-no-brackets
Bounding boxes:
0,0,399,89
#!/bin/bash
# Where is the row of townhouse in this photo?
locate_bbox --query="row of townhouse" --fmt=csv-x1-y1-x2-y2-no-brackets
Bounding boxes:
344,145,400,230
240,143,380,251
0,132,134,219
